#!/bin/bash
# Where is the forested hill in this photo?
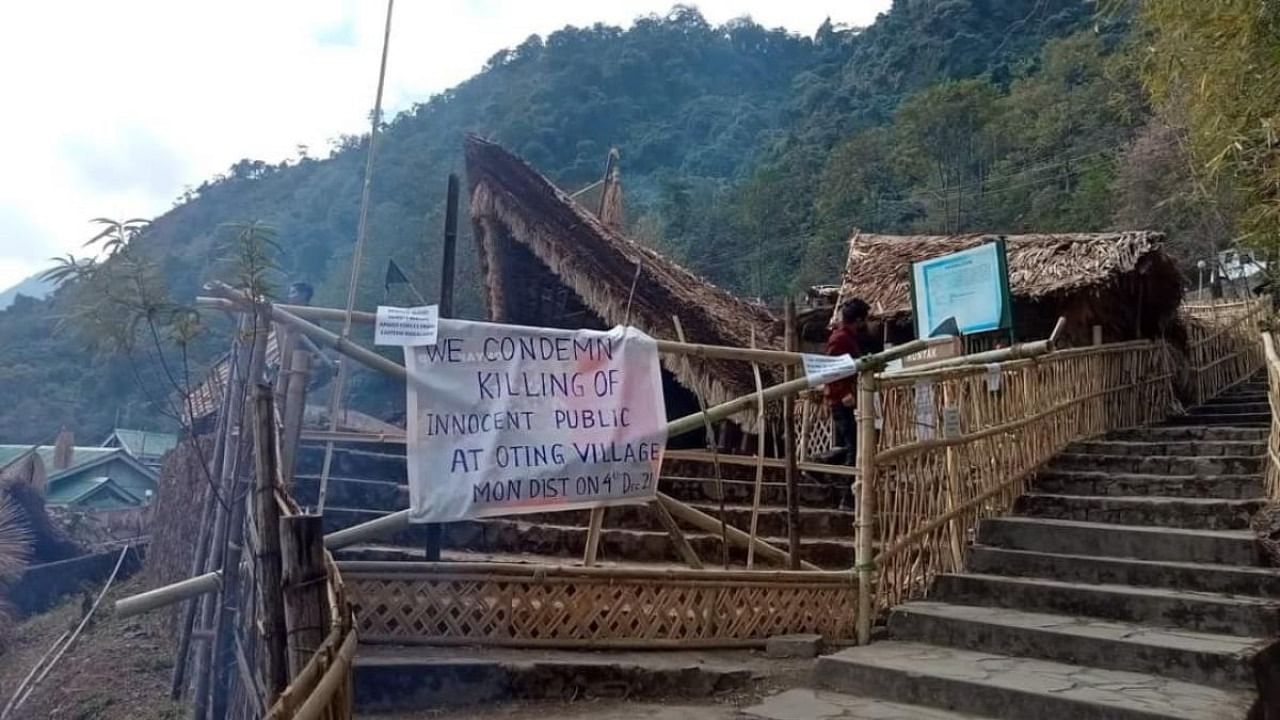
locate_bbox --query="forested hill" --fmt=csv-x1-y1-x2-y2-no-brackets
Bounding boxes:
1,1,1212,443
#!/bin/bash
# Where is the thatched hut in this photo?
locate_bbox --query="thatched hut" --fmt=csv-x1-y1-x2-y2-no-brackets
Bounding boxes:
465,135,781,420
821,231,1184,346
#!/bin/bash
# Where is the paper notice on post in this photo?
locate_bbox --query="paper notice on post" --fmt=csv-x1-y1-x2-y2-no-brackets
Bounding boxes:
941,405,961,439
985,363,1002,392
802,353,858,387
375,305,439,346
915,380,936,440
402,319,668,523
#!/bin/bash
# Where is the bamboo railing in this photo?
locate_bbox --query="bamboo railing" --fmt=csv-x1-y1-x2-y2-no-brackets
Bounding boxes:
1263,333,1280,502
1182,298,1270,405
853,341,1176,641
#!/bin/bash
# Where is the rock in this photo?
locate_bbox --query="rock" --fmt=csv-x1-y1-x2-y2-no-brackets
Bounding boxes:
766,634,825,659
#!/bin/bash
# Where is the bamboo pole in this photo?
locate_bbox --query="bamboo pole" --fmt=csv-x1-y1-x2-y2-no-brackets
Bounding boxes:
854,371,877,646
198,297,809,365
783,299,800,570
118,571,223,617
280,351,311,489
582,506,605,566
657,493,818,570
252,385,289,700
672,314,729,569
281,514,329,680
423,173,460,563
317,0,396,517
651,501,703,569
746,330,766,569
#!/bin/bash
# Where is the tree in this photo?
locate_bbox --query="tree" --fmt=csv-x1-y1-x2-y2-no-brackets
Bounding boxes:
1137,1,1280,254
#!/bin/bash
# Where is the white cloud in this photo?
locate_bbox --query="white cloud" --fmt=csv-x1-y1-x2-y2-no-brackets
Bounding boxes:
0,0,890,290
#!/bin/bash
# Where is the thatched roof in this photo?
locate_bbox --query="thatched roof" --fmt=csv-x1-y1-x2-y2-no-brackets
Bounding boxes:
835,232,1183,340
465,135,780,410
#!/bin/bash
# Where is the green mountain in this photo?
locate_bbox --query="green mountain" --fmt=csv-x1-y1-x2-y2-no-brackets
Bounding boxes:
0,1,1148,443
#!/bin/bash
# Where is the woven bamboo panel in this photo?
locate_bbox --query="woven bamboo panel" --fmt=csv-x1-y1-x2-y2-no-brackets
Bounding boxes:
866,342,1175,613
1183,299,1269,405
796,394,835,459
343,568,856,647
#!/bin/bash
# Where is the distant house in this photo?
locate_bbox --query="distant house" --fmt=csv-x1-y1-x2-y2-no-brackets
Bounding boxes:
0,437,158,511
100,428,178,469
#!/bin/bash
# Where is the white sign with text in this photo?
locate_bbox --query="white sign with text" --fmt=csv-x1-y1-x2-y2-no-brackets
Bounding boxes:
375,305,439,346
403,319,667,522
802,353,859,387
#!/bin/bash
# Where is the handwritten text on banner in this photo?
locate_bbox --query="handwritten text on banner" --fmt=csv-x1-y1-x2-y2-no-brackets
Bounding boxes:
403,320,667,522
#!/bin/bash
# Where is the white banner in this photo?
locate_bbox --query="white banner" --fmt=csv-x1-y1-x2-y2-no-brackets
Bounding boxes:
403,319,667,522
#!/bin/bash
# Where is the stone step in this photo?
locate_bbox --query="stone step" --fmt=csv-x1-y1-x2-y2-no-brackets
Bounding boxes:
1187,399,1269,412
742,688,995,720
888,601,1264,687
1032,470,1264,499
814,641,1250,720
930,573,1280,636
325,511,853,567
1206,393,1269,405
1164,412,1270,427
296,444,406,481
967,546,1280,597
299,480,852,537
1106,426,1268,442
1012,494,1264,531
1067,439,1265,457
977,517,1264,565
660,476,844,508
1193,401,1270,415
1046,453,1263,476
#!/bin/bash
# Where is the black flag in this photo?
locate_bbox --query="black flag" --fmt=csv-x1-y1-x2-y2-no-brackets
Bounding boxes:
384,259,410,294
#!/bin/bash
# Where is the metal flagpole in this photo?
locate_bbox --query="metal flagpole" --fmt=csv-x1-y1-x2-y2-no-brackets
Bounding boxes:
318,0,395,513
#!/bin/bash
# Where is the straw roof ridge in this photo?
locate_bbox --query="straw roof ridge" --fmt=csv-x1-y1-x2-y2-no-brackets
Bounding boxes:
465,134,780,412
839,230,1173,318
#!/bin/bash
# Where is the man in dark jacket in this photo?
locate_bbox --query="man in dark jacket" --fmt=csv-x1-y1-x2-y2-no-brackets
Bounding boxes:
827,298,870,467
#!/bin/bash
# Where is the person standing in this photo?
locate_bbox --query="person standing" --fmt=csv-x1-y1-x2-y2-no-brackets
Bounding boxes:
827,299,870,469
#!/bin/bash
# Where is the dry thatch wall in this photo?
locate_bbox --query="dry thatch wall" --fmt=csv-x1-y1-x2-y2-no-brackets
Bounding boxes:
466,135,781,412
836,231,1184,345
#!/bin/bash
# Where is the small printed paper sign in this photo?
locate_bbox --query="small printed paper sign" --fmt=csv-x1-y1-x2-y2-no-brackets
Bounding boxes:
985,363,1002,392
941,405,962,439
802,353,858,387
915,380,937,441
375,305,439,346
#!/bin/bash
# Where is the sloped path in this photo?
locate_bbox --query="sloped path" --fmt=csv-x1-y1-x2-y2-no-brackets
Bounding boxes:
745,378,1278,720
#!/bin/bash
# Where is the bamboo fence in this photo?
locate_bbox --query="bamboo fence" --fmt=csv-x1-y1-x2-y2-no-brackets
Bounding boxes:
340,561,854,648
1182,297,1270,405
856,341,1176,625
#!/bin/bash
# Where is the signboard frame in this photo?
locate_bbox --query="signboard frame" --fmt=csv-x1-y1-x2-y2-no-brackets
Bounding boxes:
908,239,1013,340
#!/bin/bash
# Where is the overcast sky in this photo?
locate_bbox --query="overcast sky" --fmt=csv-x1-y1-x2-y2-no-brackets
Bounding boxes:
0,0,891,291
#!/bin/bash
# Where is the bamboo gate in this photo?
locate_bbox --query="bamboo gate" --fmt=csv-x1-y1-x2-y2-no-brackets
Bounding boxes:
119,290,1271,717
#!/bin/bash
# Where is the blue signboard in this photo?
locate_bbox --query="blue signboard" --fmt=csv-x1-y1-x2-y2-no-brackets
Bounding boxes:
909,240,1012,338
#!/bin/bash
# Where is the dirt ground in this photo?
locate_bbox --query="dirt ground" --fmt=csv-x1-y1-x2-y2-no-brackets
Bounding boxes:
0,577,182,720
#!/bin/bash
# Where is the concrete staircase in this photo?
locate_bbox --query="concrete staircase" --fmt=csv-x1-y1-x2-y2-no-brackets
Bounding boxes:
292,444,855,567
747,378,1279,719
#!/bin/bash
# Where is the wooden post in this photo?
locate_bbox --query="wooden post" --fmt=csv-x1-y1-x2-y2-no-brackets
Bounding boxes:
423,173,460,563
280,514,329,679
1092,325,1103,346
209,305,269,720
280,351,311,490
854,371,878,645
784,298,801,570
252,385,288,700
